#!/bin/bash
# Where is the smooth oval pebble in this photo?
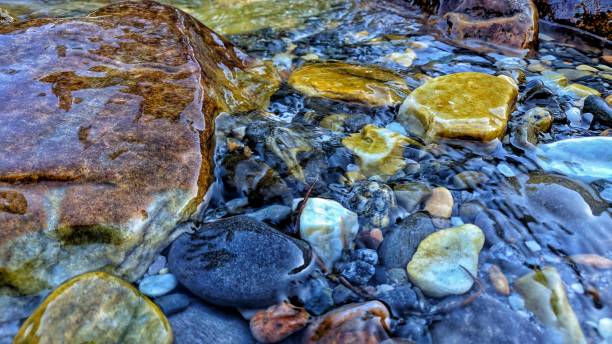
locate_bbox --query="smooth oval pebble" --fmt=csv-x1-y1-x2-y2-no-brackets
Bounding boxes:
14,272,172,344
139,273,178,297
168,215,315,309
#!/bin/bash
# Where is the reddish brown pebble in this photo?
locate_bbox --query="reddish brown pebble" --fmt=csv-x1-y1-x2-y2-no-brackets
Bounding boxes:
570,254,612,269
357,228,384,249
488,264,510,295
249,302,309,343
602,56,612,64
304,301,391,344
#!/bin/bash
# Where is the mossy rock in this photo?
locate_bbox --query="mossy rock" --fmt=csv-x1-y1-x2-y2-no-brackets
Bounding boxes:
14,272,172,344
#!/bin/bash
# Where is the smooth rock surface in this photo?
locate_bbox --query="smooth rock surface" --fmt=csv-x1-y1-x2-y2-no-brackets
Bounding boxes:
431,294,549,344
169,299,254,344
303,301,391,344
294,198,359,269
139,273,177,298
584,95,612,127
438,0,539,51
288,61,411,106
378,212,437,269
398,72,518,141
168,216,314,309
515,267,586,344
14,272,172,344
343,125,420,177
407,224,485,297
0,0,279,304
249,303,309,343
534,137,612,181
424,187,454,218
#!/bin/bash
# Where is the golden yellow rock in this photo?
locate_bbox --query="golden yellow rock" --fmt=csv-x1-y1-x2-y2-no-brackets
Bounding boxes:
564,83,601,97
398,72,518,141
342,124,420,177
288,61,411,106
14,272,172,344
606,94,612,105
542,72,569,86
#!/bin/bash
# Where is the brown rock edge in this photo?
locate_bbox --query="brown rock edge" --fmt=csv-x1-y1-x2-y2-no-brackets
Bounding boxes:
0,0,278,305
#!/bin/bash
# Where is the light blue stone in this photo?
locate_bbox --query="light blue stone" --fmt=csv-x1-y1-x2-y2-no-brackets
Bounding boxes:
139,273,177,297
534,137,612,182
497,163,515,177
600,186,612,203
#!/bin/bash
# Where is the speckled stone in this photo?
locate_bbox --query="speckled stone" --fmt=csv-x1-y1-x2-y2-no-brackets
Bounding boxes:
398,72,518,141
13,272,172,344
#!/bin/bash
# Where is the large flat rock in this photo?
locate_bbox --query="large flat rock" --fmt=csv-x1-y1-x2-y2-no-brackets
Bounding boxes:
0,0,278,311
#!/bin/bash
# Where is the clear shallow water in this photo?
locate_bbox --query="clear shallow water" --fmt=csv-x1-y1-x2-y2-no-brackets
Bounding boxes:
1,0,611,342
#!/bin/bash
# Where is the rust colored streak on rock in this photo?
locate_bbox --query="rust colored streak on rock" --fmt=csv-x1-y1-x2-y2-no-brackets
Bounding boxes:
0,1,278,242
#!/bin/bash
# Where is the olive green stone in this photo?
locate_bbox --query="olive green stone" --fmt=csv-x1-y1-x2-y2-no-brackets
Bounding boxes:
14,272,172,344
515,267,586,344
398,72,518,142
288,61,411,107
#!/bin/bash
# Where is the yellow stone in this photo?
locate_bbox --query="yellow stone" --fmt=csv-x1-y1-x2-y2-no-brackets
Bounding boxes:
342,124,420,177
606,94,612,105
14,272,172,344
515,267,586,344
541,72,568,86
383,48,417,67
320,114,349,131
564,83,601,97
398,72,518,141
288,61,411,107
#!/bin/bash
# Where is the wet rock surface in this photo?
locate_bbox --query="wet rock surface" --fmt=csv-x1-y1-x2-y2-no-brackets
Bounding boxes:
289,61,411,107
169,298,254,344
1,0,612,343
437,0,539,52
398,72,518,141
14,272,172,344
534,0,612,39
168,216,314,309
0,0,278,309
431,294,549,344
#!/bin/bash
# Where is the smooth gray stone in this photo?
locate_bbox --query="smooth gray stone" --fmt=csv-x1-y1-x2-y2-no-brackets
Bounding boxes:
168,216,314,309
169,300,255,344
378,212,436,269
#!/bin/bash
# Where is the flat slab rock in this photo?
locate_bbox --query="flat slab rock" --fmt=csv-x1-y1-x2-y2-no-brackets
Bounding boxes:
0,0,278,306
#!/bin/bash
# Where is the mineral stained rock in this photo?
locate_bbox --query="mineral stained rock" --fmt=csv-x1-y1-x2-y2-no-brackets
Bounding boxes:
0,0,279,312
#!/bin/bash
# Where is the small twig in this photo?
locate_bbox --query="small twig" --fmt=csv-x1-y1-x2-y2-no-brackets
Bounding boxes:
293,178,318,230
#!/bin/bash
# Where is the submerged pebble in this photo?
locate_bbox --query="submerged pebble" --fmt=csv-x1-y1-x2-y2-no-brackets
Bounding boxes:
407,224,485,297
139,273,177,298
294,198,359,269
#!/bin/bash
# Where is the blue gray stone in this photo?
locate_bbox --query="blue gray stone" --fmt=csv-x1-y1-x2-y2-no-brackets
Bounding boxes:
169,300,255,344
168,216,315,309
155,293,191,316
138,273,177,297
378,212,436,269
